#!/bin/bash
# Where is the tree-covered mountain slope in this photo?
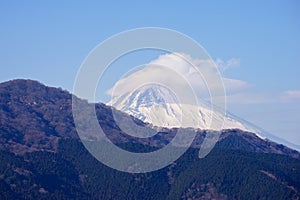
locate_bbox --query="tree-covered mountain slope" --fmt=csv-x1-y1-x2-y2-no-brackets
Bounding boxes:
0,79,299,199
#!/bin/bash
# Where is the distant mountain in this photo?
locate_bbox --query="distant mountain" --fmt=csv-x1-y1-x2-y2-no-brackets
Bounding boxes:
0,79,300,199
108,84,300,151
108,84,248,131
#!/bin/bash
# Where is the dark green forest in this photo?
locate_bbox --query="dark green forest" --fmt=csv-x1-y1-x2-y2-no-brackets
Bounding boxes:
1,138,299,200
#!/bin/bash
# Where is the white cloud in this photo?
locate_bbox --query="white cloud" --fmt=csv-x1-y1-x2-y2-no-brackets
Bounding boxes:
107,52,300,106
107,53,250,104
222,78,251,94
225,90,300,105
280,90,300,102
215,58,240,72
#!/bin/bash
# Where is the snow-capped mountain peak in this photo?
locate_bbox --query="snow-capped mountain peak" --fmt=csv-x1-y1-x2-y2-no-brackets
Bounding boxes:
108,84,250,132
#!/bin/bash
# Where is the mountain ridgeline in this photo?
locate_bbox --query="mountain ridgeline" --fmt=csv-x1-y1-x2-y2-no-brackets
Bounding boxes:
108,84,248,131
0,79,300,199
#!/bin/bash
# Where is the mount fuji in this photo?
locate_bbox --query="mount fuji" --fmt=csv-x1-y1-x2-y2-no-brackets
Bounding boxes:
109,85,254,132
108,84,300,151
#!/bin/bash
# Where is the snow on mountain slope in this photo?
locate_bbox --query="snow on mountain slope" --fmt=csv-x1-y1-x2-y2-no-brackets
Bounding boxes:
108,84,252,133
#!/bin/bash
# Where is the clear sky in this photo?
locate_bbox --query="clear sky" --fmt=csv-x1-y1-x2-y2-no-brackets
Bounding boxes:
0,1,299,145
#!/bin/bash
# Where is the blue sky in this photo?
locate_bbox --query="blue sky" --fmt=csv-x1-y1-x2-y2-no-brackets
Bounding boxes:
0,1,299,144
